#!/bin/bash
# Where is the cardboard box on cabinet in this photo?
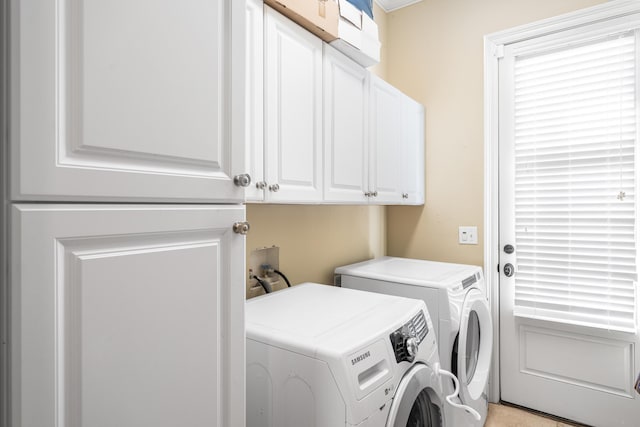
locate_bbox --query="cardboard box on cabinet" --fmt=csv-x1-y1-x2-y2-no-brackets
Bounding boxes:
330,0,380,67
264,0,381,67
264,0,340,42
345,0,374,18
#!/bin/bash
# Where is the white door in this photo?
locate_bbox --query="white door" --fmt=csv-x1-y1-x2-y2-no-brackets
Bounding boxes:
369,75,403,204
10,204,246,427
498,20,640,426
400,96,425,205
323,45,369,204
245,0,265,202
9,0,246,203
264,6,323,203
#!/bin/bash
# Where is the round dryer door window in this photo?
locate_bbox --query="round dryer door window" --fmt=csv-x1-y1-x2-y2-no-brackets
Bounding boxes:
456,288,492,403
465,310,481,382
386,364,444,427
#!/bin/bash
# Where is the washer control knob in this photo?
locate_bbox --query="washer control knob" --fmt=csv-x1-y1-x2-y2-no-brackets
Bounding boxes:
405,337,419,358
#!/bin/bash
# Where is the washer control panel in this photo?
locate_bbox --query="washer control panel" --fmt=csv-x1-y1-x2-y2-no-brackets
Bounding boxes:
390,311,429,363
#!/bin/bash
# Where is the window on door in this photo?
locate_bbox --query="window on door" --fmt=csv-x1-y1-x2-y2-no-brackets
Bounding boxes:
509,31,638,333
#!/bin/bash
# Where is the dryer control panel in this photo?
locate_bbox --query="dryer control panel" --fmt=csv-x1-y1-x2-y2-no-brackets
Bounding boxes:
390,311,429,363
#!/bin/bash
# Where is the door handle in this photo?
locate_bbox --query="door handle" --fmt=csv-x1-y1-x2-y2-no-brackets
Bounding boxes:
504,263,515,277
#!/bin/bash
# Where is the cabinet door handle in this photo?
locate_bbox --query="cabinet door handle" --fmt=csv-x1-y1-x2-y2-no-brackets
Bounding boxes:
233,174,252,187
372,191,378,197
232,221,251,235
269,183,280,192
256,181,267,190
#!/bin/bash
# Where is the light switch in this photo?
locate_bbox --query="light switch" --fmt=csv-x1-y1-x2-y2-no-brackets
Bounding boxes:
459,226,478,245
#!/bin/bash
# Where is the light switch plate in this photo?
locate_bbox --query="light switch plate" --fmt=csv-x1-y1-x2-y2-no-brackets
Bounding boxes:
459,226,478,245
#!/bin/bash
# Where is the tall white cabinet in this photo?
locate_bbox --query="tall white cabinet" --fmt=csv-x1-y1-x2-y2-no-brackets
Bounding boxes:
3,1,247,427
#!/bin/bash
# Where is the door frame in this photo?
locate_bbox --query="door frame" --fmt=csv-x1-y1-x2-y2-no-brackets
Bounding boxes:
483,0,640,404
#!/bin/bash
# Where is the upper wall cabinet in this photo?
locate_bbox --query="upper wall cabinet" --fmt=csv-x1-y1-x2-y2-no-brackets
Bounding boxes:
246,6,425,206
263,7,323,203
369,75,404,204
323,45,369,203
9,0,246,203
245,0,265,202
401,97,425,205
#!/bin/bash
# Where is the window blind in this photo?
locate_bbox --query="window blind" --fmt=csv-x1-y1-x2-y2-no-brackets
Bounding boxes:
512,32,638,332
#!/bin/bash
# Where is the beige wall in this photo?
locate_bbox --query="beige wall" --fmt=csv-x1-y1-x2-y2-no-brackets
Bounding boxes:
245,4,390,293
385,0,606,267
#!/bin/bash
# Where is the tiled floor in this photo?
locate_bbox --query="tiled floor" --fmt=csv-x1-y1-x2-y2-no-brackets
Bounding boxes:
485,403,580,427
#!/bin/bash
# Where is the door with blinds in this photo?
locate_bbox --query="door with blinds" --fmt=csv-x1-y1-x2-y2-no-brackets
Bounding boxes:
498,18,640,427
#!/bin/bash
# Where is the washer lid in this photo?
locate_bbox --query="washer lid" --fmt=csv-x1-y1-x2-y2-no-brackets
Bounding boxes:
246,283,426,357
335,257,482,289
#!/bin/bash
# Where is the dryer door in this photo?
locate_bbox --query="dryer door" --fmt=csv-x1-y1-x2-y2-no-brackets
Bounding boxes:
385,364,444,427
456,288,492,404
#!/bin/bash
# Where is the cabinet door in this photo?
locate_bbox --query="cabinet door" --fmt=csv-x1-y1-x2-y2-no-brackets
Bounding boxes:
401,97,425,205
10,204,245,427
369,75,403,204
264,7,323,203
323,45,369,204
245,0,265,202
9,0,246,202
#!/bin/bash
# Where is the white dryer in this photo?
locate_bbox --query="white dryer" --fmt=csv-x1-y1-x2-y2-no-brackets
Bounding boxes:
335,257,492,427
246,283,446,427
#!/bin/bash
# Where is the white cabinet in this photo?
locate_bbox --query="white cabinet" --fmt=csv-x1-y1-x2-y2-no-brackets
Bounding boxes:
323,45,369,203
323,50,425,206
245,0,265,202
10,204,246,427
248,7,424,206
401,97,425,205
369,75,404,204
10,0,246,203
264,6,323,203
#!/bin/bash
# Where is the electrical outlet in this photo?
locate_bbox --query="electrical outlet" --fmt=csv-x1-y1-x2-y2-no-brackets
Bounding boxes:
459,226,478,245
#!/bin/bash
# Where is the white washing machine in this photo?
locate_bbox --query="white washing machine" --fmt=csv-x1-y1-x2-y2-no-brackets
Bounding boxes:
246,283,448,427
335,257,492,427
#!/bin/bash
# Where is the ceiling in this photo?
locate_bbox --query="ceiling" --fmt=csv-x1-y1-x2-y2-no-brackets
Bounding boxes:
374,0,423,13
